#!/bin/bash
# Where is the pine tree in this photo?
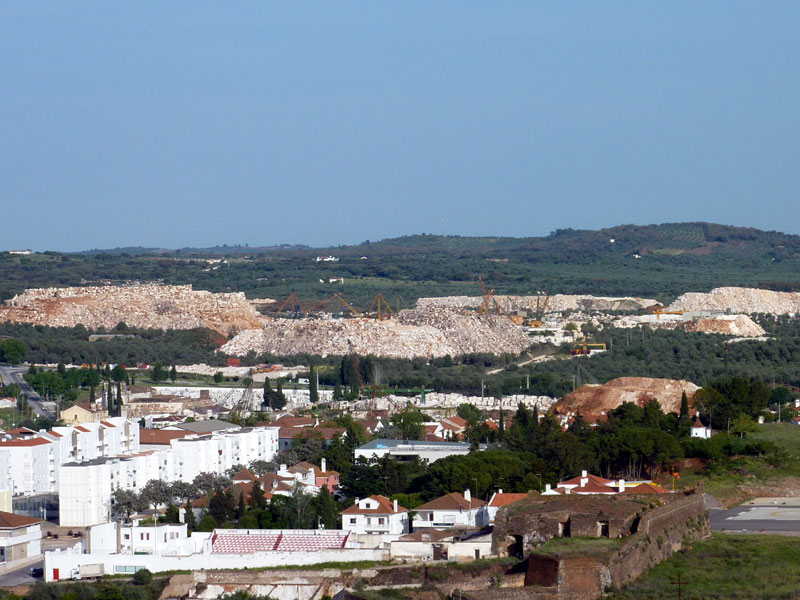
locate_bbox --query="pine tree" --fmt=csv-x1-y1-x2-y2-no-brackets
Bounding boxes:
333,382,342,400
315,485,338,529
169,365,177,383
309,365,319,403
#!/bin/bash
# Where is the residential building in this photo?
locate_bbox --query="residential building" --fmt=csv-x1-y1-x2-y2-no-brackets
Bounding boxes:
340,495,408,535
485,491,529,526
0,511,43,572
355,439,476,464
690,418,712,439
61,403,108,425
413,491,487,530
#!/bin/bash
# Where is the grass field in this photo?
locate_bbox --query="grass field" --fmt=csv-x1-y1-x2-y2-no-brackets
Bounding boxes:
608,534,800,600
673,423,800,507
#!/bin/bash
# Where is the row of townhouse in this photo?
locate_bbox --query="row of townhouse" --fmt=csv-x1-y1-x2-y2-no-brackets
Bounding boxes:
0,418,139,496
59,425,280,527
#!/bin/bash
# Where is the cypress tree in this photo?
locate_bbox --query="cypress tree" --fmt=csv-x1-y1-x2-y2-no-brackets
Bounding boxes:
680,391,690,420
309,365,319,403
184,500,196,531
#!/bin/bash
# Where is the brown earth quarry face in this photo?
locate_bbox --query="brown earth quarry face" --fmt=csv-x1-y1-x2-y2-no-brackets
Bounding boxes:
553,377,699,423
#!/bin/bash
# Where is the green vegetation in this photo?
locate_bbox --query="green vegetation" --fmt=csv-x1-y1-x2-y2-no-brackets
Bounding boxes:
534,536,623,558
5,223,800,309
608,534,800,600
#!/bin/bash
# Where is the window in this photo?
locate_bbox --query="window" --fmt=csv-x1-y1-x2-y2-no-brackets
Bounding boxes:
124,534,130,540
379,518,385,525
350,518,356,525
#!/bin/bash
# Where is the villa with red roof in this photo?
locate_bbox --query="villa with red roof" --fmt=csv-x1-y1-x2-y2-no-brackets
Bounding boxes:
414,491,487,530
340,495,409,535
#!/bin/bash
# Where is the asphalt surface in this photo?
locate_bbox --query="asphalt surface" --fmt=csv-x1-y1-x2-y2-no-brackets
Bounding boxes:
0,559,43,587
0,366,54,419
710,498,800,534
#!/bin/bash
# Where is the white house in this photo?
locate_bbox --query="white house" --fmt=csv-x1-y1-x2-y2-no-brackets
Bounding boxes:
340,495,409,535
484,491,529,526
413,491,487,530
690,419,712,439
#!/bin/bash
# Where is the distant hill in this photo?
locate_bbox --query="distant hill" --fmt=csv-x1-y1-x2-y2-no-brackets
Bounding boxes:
4,222,800,305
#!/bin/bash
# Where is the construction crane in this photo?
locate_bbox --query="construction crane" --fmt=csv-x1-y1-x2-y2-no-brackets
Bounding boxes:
309,293,362,317
369,293,395,320
654,309,685,320
529,280,555,327
477,277,497,315
275,292,304,318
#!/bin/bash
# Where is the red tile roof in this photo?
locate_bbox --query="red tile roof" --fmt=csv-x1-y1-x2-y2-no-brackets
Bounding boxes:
558,473,614,487
489,493,529,508
416,492,487,511
0,510,43,528
100,421,116,428
568,481,618,494
232,467,258,482
139,429,191,445
622,483,671,495
75,426,90,433
0,437,51,447
75,403,105,413
47,431,63,438
340,495,407,515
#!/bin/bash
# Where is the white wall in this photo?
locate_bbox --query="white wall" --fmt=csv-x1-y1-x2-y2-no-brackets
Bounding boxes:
44,547,388,582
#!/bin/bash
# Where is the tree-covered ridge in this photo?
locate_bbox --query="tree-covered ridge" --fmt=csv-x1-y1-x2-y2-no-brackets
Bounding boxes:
4,222,800,305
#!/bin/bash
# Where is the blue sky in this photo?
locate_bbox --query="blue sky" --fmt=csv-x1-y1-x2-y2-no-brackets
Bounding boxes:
2,2,799,251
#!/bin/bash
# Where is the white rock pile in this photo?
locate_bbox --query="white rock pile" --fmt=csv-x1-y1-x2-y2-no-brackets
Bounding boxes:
669,287,800,315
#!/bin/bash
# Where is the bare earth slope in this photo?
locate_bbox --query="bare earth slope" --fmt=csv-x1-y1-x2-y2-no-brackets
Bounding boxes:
553,377,700,423
669,287,800,315
0,285,263,336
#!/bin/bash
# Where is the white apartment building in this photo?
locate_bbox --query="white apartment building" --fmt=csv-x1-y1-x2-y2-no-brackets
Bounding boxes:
59,426,279,527
0,418,140,497
340,496,408,536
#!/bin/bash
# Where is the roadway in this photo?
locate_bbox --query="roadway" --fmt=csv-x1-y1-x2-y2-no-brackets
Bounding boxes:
0,366,54,419
710,497,800,534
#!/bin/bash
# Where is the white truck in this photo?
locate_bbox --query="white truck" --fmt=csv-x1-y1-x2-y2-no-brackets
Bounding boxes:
70,563,105,580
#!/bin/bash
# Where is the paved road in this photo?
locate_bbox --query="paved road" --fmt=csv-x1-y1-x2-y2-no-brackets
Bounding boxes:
710,498,800,534
0,559,42,587
0,366,54,419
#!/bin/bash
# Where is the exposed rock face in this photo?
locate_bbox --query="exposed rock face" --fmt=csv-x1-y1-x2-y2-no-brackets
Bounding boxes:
418,294,658,313
0,285,264,336
677,315,766,336
222,308,533,359
669,287,800,315
553,377,700,423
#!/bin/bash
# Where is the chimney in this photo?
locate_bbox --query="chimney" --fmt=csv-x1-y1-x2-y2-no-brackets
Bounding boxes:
498,488,503,495
393,499,398,513
618,479,625,492
280,464,287,472
321,458,327,473
581,470,587,478
580,477,588,487
464,489,471,502
545,484,552,492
